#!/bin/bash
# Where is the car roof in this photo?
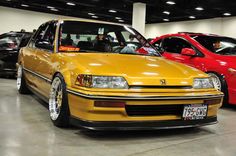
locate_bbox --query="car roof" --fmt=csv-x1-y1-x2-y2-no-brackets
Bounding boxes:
151,32,223,44
44,19,127,27
1,31,32,36
154,32,221,40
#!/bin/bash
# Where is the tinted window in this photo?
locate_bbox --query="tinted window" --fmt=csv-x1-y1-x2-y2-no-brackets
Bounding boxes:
193,36,236,55
31,22,56,50
58,21,160,56
152,39,163,52
28,24,48,48
42,22,57,46
162,37,192,54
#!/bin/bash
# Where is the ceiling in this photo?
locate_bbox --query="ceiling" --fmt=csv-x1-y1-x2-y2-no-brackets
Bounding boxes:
0,0,236,24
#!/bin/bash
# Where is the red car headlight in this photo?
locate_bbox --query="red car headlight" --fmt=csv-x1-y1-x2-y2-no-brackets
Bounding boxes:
228,68,236,76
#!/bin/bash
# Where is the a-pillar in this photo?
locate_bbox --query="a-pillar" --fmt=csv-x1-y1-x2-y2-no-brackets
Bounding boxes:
132,2,146,36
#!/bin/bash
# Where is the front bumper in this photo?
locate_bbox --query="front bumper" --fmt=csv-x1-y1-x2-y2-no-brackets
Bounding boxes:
0,60,16,75
228,87,236,104
67,89,223,130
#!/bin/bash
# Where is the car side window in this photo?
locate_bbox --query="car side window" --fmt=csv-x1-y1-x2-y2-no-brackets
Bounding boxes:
152,39,163,52
162,37,192,54
30,22,56,51
42,22,57,47
28,24,48,48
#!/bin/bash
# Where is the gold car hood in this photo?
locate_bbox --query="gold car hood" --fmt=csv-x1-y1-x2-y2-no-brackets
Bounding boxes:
62,53,207,86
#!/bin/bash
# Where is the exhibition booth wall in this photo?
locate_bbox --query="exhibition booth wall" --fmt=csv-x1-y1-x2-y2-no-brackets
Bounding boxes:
0,6,101,34
1,6,236,38
145,16,236,38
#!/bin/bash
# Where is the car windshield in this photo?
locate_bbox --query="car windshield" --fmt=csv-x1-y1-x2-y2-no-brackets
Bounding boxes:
0,34,23,50
192,35,236,55
58,21,160,56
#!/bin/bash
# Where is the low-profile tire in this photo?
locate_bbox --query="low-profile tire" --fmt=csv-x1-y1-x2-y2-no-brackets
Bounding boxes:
208,72,228,105
49,73,70,127
17,65,30,94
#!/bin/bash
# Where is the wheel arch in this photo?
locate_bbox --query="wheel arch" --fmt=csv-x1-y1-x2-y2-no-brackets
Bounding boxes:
206,71,226,80
51,70,72,87
206,71,229,104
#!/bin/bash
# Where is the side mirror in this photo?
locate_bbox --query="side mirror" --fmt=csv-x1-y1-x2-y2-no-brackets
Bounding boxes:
35,40,53,51
181,48,196,56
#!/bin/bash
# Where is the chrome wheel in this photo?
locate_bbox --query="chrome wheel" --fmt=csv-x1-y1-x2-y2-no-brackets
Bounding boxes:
208,73,221,91
49,77,63,121
17,65,22,90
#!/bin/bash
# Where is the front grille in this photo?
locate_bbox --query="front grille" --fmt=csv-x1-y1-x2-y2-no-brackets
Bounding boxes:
125,104,184,116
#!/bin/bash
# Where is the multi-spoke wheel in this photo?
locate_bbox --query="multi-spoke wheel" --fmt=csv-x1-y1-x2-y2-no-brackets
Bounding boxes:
49,74,70,127
208,72,228,105
17,65,22,90
208,73,221,91
17,65,30,94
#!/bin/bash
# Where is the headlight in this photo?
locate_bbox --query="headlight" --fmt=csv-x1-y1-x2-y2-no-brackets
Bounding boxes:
75,75,129,89
193,78,214,89
228,68,236,76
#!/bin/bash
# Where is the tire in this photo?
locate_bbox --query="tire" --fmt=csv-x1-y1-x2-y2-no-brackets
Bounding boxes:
49,74,70,127
208,72,228,105
17,65,30,94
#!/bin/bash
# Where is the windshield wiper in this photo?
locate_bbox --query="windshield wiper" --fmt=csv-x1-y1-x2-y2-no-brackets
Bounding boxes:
119,52,142,55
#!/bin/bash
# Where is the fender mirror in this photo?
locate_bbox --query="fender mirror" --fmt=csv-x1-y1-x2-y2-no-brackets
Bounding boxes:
35,40,53,51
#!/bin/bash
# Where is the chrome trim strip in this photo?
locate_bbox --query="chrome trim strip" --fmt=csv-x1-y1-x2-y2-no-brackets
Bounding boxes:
23,67,52,83
67,89,224,100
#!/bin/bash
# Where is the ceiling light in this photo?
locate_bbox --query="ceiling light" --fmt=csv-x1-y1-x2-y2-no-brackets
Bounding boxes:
163,11,170,15
118,20,124,22
163,19,169,21
66,2,75,6
195,7,204,11
189,16,196,19
166,1,175,5
6,0,11,2
47,6,54,9
21,4,29,7
92,16,98,18
51,8,58,11
88,13,95,16
109,9,117,13
115,17,122,20
223,12,231,16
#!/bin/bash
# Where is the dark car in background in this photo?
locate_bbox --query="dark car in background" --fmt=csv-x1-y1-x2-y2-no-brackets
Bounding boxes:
0,31,32,77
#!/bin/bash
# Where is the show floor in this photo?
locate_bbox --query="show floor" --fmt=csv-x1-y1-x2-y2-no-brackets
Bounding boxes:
0,78,236,156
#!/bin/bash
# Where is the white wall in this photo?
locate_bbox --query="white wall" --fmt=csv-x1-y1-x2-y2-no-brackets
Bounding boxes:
145,17,236,38
2,5,236,39
0,6,108,34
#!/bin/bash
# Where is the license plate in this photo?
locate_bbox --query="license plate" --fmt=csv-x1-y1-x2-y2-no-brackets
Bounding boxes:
183,104,208,120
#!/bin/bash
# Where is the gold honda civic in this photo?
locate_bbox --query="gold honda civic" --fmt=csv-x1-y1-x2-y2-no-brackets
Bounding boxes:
17,19,223,130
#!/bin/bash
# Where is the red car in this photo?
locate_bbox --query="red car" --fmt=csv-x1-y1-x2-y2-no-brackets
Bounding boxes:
151,32,236,105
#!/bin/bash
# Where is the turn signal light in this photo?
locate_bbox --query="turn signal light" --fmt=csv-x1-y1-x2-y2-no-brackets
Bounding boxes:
94,101,126,107
75,74,92,87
